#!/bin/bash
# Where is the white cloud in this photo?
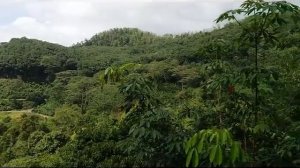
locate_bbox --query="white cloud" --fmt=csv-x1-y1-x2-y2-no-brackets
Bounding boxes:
0,0,298,46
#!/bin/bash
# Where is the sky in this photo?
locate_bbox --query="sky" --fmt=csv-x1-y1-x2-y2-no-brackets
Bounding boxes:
0,0,299,46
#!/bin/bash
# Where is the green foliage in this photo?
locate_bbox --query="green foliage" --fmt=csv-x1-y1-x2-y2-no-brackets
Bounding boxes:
87,84,123,113
119,74,159,113
34,131,68,153
124,109,186,167
3,154,61,167
65,77,96,113
3,156,41,168
185,129,246,167
0,37,73,82
78,28,160,47
28,131,46,151
0,1,299,166
99,62,141,85
53,105,82,134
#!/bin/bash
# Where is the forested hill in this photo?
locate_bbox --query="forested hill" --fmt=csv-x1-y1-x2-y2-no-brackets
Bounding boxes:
77,28,161,47
0,37,75,82
0,1,300,166
0,25,244,81
1,20,298,82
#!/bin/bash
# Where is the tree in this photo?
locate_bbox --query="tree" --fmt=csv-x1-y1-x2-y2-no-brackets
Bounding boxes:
216,0,299,122
183,1,300,166
65,77,96,113
54,105,82,134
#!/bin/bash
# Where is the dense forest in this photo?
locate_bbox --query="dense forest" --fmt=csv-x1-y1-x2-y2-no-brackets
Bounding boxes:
0,0,300,167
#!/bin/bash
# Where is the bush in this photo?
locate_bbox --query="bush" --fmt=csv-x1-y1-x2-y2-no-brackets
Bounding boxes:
54,105,81,134
0,99,13,111
27,131,46,154
33,101,59,116
34,131,68,154
3,156,40,167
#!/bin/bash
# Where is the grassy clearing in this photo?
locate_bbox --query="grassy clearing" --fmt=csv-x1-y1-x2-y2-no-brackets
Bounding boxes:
0,109,50,122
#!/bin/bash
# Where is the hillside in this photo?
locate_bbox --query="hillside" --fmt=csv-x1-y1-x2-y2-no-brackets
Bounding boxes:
0,1,300,167
77,28,161,47
0,37,75,82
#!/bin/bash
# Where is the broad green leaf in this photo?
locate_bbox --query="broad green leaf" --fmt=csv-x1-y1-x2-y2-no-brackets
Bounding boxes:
197,130,205,139
215,145,223,166
186,148,194,167
104,67,110,75
215,132,220,144
230,141,240,163
221,131,227,145
209,145,217,163
210,133,216,143
191,134,198,146
197,137,204,153
184,141,190,154
225,129,233,144
193,149,199,167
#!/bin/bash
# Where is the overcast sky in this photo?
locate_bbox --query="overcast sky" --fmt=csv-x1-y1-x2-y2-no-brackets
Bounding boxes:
0,0,299,46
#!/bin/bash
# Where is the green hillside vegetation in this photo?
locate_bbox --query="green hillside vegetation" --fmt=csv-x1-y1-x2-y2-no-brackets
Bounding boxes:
0,0,300,167
77,28,161,47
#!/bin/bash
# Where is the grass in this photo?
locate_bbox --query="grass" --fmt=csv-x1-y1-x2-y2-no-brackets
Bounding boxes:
0,112,24,121
0,109,50,122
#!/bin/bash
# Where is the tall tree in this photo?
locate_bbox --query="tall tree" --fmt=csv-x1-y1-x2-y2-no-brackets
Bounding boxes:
216,0,299,122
